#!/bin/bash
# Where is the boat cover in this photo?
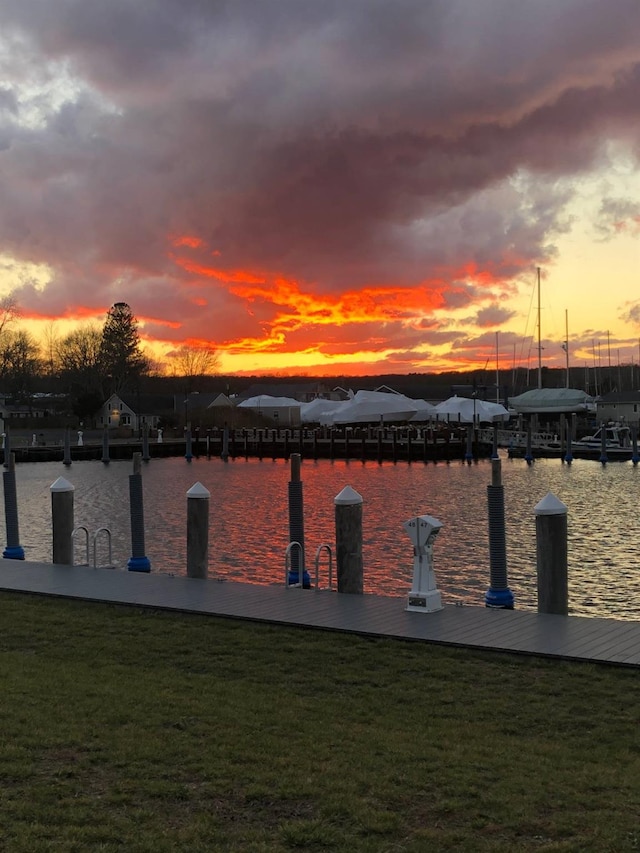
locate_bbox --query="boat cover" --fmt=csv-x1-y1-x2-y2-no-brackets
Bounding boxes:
508,388,594,413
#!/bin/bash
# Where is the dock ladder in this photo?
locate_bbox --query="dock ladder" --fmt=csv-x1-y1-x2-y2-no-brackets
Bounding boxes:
72,525,115,569
285,541,334,590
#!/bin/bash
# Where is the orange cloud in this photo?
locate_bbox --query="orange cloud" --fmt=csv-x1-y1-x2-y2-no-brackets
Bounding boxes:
171,235,205,249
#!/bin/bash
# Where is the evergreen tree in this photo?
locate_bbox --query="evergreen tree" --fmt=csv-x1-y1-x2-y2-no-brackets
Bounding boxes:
99,302,149,395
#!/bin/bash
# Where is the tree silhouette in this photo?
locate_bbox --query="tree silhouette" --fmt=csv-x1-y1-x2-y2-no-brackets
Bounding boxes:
99,302,149,395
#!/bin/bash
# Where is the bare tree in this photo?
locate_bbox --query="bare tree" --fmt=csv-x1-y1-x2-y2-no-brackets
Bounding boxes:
170,344,220,392
40,321,61,378
57,324,103,393
0,295,20,337
0,329,42,402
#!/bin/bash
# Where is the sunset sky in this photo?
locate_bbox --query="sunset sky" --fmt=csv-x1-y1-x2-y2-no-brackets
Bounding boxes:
1,0,639,377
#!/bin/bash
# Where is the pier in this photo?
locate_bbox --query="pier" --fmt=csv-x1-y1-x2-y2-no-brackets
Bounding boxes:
3,425,488,464
1,559,638,667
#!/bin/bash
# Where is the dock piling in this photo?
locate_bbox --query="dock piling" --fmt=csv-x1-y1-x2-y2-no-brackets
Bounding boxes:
485,458,514,608
63,427,72,466
127,452,150,572
187,482,210,578
535,492,568,615
334,486,363,594
287,453,309,587
142,423,150,462
2,453,24,559
101,428,110,464
51,476,74,565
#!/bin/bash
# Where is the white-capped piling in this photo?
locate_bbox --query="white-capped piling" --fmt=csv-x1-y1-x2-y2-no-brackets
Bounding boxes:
2,453,24,559
187,482,210,578
63,427,72,466
334,485,363,594
485,458,514,608
51,476,74,565
287,453,309,587
535,492,568,615
141,423,150,461
101,427,110,464
127,452,150,572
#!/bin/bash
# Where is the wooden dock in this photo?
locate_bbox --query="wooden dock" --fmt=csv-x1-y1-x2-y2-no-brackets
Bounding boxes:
4,426,483,464
1,559,638,667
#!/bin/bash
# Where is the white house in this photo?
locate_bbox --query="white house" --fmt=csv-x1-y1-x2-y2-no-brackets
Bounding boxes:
99,394,172,431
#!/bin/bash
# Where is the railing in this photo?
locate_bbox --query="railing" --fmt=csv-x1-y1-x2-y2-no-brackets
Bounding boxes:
72,525,114,568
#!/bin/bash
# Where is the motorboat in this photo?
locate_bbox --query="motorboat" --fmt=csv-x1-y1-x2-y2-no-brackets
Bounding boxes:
574,423,633,453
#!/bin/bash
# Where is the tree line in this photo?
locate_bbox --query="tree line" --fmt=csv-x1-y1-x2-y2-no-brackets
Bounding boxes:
0,301,219,422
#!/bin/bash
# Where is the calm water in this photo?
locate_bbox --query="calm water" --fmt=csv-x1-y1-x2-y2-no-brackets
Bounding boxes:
5,454,640,620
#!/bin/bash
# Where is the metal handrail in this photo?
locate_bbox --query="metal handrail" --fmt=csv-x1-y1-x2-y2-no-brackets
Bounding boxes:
91,527,113,569
314,544,334,590
285,541,305,587
71,526,90,566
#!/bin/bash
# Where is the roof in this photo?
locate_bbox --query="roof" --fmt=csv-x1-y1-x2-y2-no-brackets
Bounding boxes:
115,394,175,413
597,391,640,403
207,393,234,408
236,382,328,401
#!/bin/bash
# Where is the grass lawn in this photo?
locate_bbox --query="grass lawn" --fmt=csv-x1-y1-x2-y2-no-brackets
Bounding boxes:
0,591,638,852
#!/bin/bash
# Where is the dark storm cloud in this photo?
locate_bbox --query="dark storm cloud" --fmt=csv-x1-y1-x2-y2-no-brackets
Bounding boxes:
0,0,639,328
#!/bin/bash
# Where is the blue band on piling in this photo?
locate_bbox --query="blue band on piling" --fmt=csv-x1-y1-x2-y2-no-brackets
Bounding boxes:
485,587,514,608
127,556,151,572
3,545,25,560
287,569,311,589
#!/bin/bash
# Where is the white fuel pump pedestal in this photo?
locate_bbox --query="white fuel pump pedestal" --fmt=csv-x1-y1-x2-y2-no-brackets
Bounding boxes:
404,514,443,613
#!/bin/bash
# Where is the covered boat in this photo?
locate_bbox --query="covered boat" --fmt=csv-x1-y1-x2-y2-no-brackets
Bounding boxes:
508,388,594,414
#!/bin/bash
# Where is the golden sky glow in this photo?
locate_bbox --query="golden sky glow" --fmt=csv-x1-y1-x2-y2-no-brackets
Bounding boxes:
1,2,640,377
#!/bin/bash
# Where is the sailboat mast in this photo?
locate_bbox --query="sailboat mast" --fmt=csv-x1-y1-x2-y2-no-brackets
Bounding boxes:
537,266,542,389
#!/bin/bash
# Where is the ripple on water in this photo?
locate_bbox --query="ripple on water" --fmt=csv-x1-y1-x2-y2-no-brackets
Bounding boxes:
3,454,640,620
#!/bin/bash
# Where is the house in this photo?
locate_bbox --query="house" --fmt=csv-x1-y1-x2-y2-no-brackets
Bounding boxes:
99,393,174,432
595,391,640,425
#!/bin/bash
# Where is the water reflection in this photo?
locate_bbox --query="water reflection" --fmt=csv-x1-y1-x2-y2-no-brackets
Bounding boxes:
5,454,640,620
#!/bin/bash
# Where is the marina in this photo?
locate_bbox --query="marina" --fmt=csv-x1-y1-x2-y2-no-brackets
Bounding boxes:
2,453,640,620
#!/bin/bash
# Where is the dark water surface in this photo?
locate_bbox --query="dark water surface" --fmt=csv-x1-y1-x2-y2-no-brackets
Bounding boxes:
6,454,640,619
